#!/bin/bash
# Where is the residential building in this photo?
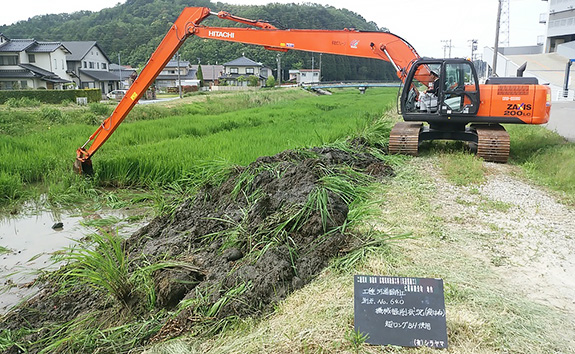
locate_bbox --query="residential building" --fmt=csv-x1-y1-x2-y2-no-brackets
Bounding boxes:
62,41,120,94
220,56,269,86
155,59,197,91
109,63,137,89
0,33,71,90
191,64,224,86
288,68,321,84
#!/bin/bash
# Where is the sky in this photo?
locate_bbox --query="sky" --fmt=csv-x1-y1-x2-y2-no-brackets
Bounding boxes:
0,0,548,59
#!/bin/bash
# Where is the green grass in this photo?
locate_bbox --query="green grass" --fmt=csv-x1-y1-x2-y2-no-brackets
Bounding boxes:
0,88,396,208
439,151,486,186
507,124,575,198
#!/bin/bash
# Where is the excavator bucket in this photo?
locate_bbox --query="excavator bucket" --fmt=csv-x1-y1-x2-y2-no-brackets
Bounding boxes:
73,158,93,175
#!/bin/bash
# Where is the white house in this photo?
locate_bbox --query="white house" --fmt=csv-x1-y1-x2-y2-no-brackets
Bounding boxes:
0,33,71,89
62,41,120,94
220,56,270,86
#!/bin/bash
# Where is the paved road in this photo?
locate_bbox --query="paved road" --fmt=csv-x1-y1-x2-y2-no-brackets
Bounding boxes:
546,101,575,142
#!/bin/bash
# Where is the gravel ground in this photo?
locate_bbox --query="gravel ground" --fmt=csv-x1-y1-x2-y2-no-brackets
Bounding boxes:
426,160,575,316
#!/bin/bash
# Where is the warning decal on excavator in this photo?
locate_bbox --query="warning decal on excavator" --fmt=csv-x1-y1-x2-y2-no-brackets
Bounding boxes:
350,39,359,48
131,92,138,101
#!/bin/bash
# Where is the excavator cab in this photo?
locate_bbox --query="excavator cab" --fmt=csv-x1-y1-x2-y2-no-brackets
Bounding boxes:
392,58,510,163
400,58,480,121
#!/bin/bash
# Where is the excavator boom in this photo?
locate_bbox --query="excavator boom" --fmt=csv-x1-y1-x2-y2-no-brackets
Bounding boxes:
74,6,421,174
74,6,551,172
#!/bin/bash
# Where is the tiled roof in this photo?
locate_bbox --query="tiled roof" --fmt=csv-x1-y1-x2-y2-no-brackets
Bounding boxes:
0,39,36,52
61,41,111,62
0,69,34,79
28,42,70,53
80,69,121,81
191,65,224,81
223,56,262,67
165,60,191,68
19,63,55,76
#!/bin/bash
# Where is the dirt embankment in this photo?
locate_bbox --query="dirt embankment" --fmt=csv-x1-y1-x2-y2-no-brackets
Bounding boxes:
1,145,393,350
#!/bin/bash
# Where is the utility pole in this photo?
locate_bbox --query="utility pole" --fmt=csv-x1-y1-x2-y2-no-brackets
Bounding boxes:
499,0,510,47
319,53,322,82
276,53,281,85
118,53,122,89
177,51,182,99
311,55,315,82
469,39,478,61
493,0,503,77
441,39,452,58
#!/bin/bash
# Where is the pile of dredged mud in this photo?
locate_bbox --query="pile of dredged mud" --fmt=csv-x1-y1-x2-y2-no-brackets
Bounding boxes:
2,144,393,347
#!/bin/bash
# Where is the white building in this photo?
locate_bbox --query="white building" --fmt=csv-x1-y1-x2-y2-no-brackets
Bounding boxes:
288,69,321,84
543,0,575,53
0,33,71,89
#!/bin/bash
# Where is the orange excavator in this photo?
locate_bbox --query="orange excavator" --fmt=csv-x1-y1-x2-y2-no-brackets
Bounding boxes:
74,7,551,174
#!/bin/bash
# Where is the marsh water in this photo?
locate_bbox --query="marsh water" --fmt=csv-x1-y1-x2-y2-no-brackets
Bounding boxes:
0,208,144,314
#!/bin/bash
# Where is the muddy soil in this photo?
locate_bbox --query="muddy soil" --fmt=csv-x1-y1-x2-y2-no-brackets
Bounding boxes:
1,145,393,350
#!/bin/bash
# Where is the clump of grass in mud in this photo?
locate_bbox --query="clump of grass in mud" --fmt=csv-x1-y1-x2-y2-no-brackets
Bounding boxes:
54,231,134,306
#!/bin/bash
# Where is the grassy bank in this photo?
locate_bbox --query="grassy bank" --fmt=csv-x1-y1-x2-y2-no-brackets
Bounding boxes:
2,88,575,353
0,88,395,208
142,152,574,354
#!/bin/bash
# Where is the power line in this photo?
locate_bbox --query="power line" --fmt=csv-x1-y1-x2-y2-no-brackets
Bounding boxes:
441,39,453,58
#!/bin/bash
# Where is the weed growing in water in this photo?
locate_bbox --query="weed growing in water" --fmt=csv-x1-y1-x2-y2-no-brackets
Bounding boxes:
55,231,134,306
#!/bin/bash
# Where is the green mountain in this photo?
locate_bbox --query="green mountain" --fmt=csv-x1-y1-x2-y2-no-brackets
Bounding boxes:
0,0,397,81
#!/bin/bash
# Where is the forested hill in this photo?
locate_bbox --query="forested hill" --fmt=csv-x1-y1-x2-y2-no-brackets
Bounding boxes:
0,0,398,81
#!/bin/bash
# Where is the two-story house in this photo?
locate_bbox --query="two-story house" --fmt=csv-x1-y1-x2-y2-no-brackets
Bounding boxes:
155,59,197,91
219,56,270,87
109,63,137,89
191,64,224,87
63,41,121,94
0,33,71,90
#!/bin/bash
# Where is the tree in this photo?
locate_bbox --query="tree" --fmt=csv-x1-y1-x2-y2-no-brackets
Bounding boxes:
196,64,204,87
266,75,277,87
247,75,260,87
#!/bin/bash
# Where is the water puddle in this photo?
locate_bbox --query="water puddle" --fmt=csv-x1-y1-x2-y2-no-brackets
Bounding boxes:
0,208,147,314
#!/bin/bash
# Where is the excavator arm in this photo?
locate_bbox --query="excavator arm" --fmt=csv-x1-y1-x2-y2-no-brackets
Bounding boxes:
74,7,422,174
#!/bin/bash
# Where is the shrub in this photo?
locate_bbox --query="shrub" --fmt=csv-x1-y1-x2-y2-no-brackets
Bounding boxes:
5,97,42,108
40,107,67,123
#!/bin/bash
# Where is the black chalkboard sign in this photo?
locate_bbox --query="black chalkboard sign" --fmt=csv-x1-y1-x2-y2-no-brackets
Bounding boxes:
354,275,447,349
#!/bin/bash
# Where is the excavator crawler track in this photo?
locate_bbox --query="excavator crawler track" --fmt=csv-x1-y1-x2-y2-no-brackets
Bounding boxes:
471,124,510,163
388,122,423,156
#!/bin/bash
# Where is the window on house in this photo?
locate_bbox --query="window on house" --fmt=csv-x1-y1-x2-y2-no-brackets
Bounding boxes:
97,63,100,69
20,80,28,88
230,67,238,74
83,61,87,68
246,68,254,74
0,55,18,66
28,54,35,63
89,62,94,69
102,63,107,70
